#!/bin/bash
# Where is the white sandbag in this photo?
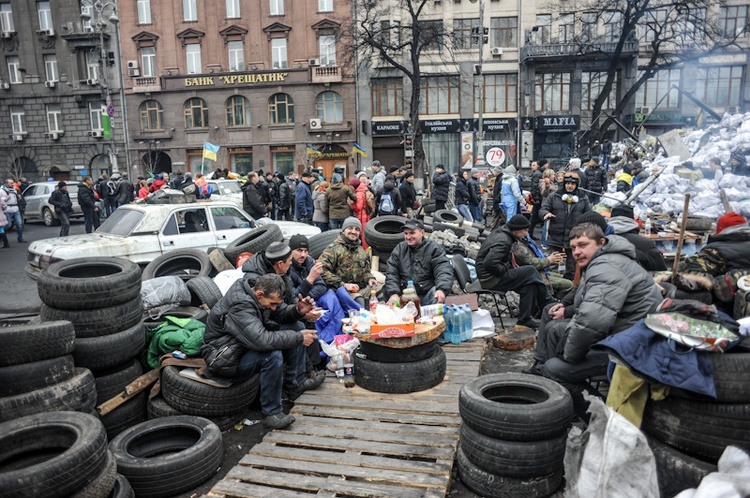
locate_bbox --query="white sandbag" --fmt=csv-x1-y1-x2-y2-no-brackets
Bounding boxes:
140,275,191,310
675,446,750,498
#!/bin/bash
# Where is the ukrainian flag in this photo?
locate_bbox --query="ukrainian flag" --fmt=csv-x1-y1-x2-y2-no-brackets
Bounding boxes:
306,144,322,157
353,142,368,157
203,142,220,161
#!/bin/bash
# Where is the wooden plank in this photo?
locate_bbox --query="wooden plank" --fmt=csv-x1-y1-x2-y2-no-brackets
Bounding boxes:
290,405,461,426
239,454,448,488
246,442,452,475
290,414,458,436
263,432,457,459
294,395,460,415
208,479,317,497
278,424,458,447
225,467,440,498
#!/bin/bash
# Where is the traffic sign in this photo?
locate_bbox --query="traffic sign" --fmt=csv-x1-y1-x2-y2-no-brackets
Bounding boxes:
485,147,506,167
106,104,115,117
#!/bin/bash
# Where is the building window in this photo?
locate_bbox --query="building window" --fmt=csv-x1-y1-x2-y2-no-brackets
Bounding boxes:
534,73,571,112
228,41,244,71
226,0,240,18
10,106,25,134
557,14,574,43
7,56,20,84
183,0,197,21
137,0,151,24
140,100,163,130
696,66,743,108
719,6,747,38
43,54,58,81
371,78,403,117
46,104,62,133
477,74,517,113
0,3,14,33
141,47,156,77
230,149,253,174
453,18,480,50
226,95,251,126
186,44,201,74
582,72,617,110
89,103,103,131
318,0,332,12
316,91,343,122
184,97,208,128
272,38,287,69
37,1,52,31
268,93,294,124
81,0,93,31
490,17,517,48
374,20,400,48
535,14,551,44
420,76,460,115
640,9,666,42
581,12,597,42
679,8,706,43
271,146,294,174
87,60,99,81
319,35,336,66
603,11,621,43
187,151,203,172
636,69,681,109
421,21,444,52
270,0,283,16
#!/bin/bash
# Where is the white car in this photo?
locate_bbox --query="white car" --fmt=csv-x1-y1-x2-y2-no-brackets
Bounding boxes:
26,201,319,279
207,179,244,210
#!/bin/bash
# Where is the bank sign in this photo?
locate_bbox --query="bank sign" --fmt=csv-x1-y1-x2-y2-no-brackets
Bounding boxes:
535,115,580,133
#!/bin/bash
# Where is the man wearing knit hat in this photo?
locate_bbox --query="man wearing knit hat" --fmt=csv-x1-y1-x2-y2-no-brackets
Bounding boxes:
288,235,326,301
469,168,483,222
476,214,556,329
399,170,418,217
607,204,666,271
49,181,73,237
319,217,377,306
679,212,750,280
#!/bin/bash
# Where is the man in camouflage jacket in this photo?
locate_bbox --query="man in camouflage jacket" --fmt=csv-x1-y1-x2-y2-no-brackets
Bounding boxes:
511,237,573,300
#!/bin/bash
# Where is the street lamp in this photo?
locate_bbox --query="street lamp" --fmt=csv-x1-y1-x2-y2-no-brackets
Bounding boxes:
81,1,120,175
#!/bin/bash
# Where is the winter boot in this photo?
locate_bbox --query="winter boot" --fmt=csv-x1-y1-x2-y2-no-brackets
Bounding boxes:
0,232,9,248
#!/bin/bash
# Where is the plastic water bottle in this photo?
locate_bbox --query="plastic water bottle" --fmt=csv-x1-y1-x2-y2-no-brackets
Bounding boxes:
644,217,652,236
443,305,454,343
449,305,461,344
369,289,378,312
462,304,473,341
334,352,345,383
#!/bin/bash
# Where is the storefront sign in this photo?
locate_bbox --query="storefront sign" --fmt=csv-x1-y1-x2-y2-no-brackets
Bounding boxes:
485,147,506,167
535,115,580,133
371,121,405,136
481,118,518,133
184,72,289,87
461,132,474,169
634,112,686,125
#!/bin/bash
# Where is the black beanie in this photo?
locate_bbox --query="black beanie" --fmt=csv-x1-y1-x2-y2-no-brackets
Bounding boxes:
576,211,608,233
611,204,635,219
506,214,531,230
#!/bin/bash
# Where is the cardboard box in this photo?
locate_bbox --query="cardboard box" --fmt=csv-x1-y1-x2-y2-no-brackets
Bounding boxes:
369,322,415,339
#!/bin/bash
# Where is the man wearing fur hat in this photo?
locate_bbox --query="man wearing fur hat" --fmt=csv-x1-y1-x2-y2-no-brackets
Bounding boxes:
319,217,377,306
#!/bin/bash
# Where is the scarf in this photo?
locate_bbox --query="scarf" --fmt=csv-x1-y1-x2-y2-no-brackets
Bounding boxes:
524,236,550,277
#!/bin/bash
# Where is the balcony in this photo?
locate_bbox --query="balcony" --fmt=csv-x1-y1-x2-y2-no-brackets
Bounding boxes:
522,38,638,61
311,66,342,84
132,77,162,93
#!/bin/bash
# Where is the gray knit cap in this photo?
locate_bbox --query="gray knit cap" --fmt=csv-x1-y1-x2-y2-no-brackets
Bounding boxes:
265,241,292,263
341,217,362,231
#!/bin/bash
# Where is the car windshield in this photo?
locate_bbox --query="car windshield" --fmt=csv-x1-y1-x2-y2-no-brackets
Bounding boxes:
214,182,241,195
98,208,144,236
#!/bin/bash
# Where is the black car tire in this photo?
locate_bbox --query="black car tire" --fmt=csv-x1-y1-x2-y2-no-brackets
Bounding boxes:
433,221,466,237
73,322,146,373
671,351,750,403
0,412,107,498
456,445,563,498
40,296,143,338
161,366,260,417
109,474,135,498
70,450,117,498
141,249,213,282
364,215,408,253
94,359,144,405
186,276,223,309
100,392,148,440
354,348,446,393
108,416,223,498
0,368,97,422
458,373,574,441
147,396,249,432
358,339,439,364
308,230,340,260
38,258,142,311
648,437,716,498
0,354,76,396
0,320,75,366
434,209,464,226
223,224,283,265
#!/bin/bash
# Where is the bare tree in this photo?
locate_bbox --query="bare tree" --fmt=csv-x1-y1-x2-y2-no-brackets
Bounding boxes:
542,0,748,140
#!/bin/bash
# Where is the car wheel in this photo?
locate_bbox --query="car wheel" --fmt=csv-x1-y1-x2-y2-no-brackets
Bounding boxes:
42,207,57,227
358,339,439,363
147,395,249,432
94,359,144,405
0,320,75,367
186,276,223,309
40,296,144,338
364,215,408,253
109,474,135,498
0,355,76,397
108,416,224,498
647,437,716,498
223,224,283,265
670,351,750,403
308,230,340,260
434,209,464,226
100,392,148,440
160,366,260,417
72,322,146,373
0,412,108,498
141,249,213,282
354,348,446,393
70,449,118,498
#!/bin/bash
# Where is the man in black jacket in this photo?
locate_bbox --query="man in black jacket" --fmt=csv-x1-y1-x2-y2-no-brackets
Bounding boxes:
607,204,667,271
432,164,451,211
242,172,267,219
201,274,320,429
399,171,418,217
468,168,482,222
476,215,555,328
288,235,327,301
584,157,607,204
385,219,453,306
78,176,100,233
528,161,543,238
49,181,73,236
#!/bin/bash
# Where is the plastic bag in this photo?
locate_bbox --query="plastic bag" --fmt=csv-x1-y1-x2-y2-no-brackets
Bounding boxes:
140,276,191,310
319,334,360,359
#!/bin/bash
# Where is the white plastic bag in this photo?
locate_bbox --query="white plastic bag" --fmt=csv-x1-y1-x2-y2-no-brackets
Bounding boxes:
140,276,191,310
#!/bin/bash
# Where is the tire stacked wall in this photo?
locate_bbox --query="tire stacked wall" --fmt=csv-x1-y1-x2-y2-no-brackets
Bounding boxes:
37,258,147,440
456,373,574,498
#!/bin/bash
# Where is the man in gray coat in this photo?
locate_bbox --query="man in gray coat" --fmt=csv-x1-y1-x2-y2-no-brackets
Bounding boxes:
539,223,662,421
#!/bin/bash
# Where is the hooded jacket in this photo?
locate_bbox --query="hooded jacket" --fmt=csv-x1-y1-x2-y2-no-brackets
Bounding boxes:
385,238,453,298
371,169,386,195
432,170,451,201
312,189,328,223
468,176,481,206
585,164,607,194
325,181,355,220
476,225,517,287
608,216,667,271
77,182,97,209
616,172,633,193
241,252,301,329
49,187,73,214
289,255,327,301
539,188,592,249
563,235,663,363
319,235,373,288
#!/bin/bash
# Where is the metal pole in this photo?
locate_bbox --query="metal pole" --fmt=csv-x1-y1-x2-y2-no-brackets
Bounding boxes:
475,0,485,167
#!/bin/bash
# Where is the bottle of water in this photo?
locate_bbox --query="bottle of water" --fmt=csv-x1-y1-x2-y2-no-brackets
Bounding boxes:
449,305,461,344
334,352,345,383
645,217,652,236
443,305,455,343
462,304,473,341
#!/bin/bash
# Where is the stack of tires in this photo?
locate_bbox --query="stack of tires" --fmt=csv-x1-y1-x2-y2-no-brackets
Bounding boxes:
142,248,213,282
364,215,408,272
37,257,147,439
642,349,750,497
308,230,341,260
223,224,283,265
457,374,574,498
147,367,260,431
353,341,446,393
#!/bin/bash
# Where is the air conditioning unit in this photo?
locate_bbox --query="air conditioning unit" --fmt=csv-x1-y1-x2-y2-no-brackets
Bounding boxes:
637,106,651,115
40,28,54,36
12,134,23,142
86,78,98,86
1,82,10,90
83,25,94,33
127,60,139,70
727,106,740,114
308,58,320,67
50,132,59,140
45,80,56,88
491,47,503,56
309,118,323,130
90,130,103,138
0,31,13,39
128,68,140,77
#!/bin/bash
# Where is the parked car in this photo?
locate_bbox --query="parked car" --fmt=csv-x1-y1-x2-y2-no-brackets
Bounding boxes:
22,181,83,226
26,201,320,279
206,179,244,210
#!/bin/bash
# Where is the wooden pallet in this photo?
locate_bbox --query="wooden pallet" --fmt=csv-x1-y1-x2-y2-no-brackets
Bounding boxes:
204,340,485,498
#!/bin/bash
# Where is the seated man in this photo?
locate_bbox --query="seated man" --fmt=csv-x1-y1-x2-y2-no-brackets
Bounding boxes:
319,217,377,307
539,224,662,421
476,214,556,329
607,204,667,272
201,274,319,429
385,219,453,306
511,235,572,300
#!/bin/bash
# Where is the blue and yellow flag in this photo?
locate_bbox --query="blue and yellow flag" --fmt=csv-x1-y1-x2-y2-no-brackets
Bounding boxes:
306,144,322,157
203,141,220,161
353,142,368,157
